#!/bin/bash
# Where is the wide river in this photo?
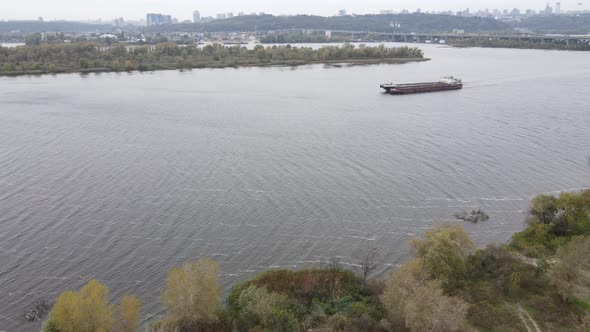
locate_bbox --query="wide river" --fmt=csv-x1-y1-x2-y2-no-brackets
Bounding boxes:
1,43,589,329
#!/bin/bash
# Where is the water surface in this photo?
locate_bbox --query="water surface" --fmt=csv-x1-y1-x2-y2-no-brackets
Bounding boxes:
0,44,589,329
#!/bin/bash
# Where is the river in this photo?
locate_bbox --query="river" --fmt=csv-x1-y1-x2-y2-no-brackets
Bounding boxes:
0,43,589,329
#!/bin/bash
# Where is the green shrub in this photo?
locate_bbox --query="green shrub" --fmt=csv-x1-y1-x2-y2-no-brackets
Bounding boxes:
234,285,302,331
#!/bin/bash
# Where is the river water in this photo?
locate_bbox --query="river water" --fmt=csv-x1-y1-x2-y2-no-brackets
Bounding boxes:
0,44,589,329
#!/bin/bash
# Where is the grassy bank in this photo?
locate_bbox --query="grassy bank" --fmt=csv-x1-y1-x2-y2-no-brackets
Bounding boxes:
0,42,426,77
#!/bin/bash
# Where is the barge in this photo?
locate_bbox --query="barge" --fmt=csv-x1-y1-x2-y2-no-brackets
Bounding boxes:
380,77,463,95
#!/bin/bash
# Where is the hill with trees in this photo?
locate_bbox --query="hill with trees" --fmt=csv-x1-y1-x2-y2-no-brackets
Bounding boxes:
147,14,511,34
0,21,112,33
3,14,590,37
515,14,590,34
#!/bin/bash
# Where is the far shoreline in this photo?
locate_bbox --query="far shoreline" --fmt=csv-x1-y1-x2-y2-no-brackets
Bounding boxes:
0,57,429,78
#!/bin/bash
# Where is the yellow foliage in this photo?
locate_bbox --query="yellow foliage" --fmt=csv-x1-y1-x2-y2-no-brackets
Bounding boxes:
161,258,221,325
50,279,113,332
381,259,469,331
116,294,142,332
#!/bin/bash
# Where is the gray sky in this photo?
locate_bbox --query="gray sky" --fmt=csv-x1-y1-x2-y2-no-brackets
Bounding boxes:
1,0,586,21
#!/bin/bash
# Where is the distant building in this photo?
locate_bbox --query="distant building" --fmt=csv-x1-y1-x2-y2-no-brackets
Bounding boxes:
100,34,118,40
38,17,43,22
113,17,125,27
338,9,347,16
237,12,245,16
216,13,227,20
227,13,234,19
555,2,561,14
544,3,553,15
380,10,394,15
193,11,201,23
146,13,172,26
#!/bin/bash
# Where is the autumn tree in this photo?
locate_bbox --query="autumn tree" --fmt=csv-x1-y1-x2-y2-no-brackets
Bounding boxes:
161,258,221,328
380,259,469,331
551,236,590,302
411,224,474,290
47,279,113,332
116,295,141,332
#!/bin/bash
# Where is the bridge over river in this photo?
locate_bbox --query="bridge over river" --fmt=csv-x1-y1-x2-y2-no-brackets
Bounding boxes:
265,29,590,46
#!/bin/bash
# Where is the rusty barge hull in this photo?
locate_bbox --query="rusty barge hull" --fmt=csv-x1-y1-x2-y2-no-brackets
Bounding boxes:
380,77,463,95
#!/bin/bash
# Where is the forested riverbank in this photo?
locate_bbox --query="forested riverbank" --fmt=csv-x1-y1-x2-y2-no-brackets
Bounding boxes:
31,189,590,331
449,38,590,51
0,43,426,76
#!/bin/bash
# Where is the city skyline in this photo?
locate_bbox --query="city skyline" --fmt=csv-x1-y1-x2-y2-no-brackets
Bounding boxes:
1,0,587,21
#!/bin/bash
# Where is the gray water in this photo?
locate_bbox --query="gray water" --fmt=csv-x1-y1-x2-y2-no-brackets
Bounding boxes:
1,44,589,330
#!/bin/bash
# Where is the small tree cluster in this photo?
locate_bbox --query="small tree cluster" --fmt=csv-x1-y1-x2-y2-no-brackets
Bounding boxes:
42,279,140,332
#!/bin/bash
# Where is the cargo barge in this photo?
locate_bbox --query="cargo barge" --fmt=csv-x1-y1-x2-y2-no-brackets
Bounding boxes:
380,77,462,95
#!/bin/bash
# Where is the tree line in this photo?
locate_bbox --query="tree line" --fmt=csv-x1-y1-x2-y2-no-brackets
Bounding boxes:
146,14,510,35
36,189,590,331
0,21,111,34
0,42,425,76
515,14,590,34
450,38,590,51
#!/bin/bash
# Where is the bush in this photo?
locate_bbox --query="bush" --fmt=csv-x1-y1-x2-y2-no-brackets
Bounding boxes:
234,285,301,331
381,259,469,331
229,268,363,308
467,302,520,331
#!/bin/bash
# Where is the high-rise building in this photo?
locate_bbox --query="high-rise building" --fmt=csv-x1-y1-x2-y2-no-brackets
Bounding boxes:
544,3,553,15
227,13,234,18
113,17,125,27
216,13,227,20
146,13,172,26
193,11,201,23
555,2,561,14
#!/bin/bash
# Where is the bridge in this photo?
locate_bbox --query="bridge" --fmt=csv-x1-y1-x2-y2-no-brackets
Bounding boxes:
264,29,590,45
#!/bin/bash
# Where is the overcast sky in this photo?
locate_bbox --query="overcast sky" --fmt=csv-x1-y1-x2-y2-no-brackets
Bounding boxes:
1,0,586,21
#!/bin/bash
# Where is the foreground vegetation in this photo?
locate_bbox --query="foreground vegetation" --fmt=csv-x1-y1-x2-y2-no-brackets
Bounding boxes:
0,42,425,76
38,189,590,331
